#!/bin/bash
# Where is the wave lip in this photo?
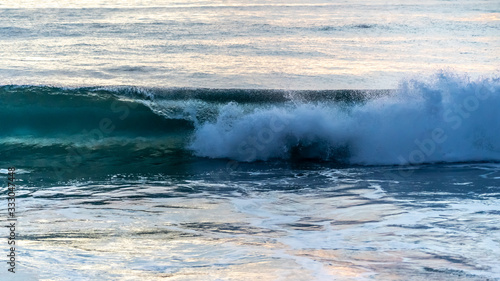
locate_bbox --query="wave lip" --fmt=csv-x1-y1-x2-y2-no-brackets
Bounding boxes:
189,72,500,165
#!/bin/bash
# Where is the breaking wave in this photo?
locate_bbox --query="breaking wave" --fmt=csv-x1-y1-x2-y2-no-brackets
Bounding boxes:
1,71,499,165
189,72,500,164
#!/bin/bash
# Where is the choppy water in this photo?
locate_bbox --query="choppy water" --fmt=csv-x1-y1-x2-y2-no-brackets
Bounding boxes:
1,0,500,280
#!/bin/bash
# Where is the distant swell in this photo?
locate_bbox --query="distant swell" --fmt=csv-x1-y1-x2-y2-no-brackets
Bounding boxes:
1,71,500,166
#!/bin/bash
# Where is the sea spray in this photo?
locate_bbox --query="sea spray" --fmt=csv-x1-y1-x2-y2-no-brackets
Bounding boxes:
190,72,500,164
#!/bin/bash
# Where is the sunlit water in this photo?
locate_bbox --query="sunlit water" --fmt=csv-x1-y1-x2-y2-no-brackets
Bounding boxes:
0,0,498,89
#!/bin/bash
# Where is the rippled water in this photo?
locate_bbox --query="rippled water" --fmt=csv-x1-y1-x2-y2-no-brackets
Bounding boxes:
2,163,498,280
1,0,498,89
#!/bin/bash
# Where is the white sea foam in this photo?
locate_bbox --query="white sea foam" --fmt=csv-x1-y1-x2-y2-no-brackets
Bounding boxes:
190,72,500,165
0,168,30,174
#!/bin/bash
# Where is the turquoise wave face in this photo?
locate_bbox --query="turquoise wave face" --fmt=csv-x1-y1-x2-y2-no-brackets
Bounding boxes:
0,85,374,181
0,84,376,140
0,86,194,137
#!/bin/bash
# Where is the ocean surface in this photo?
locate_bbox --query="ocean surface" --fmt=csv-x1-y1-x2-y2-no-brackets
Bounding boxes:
1,0,500,280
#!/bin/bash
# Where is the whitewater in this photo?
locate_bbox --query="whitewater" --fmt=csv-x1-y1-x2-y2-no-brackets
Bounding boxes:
190,72,500,164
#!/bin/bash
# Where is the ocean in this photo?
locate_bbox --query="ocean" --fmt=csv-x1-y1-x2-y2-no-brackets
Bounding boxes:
1,0,500,280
